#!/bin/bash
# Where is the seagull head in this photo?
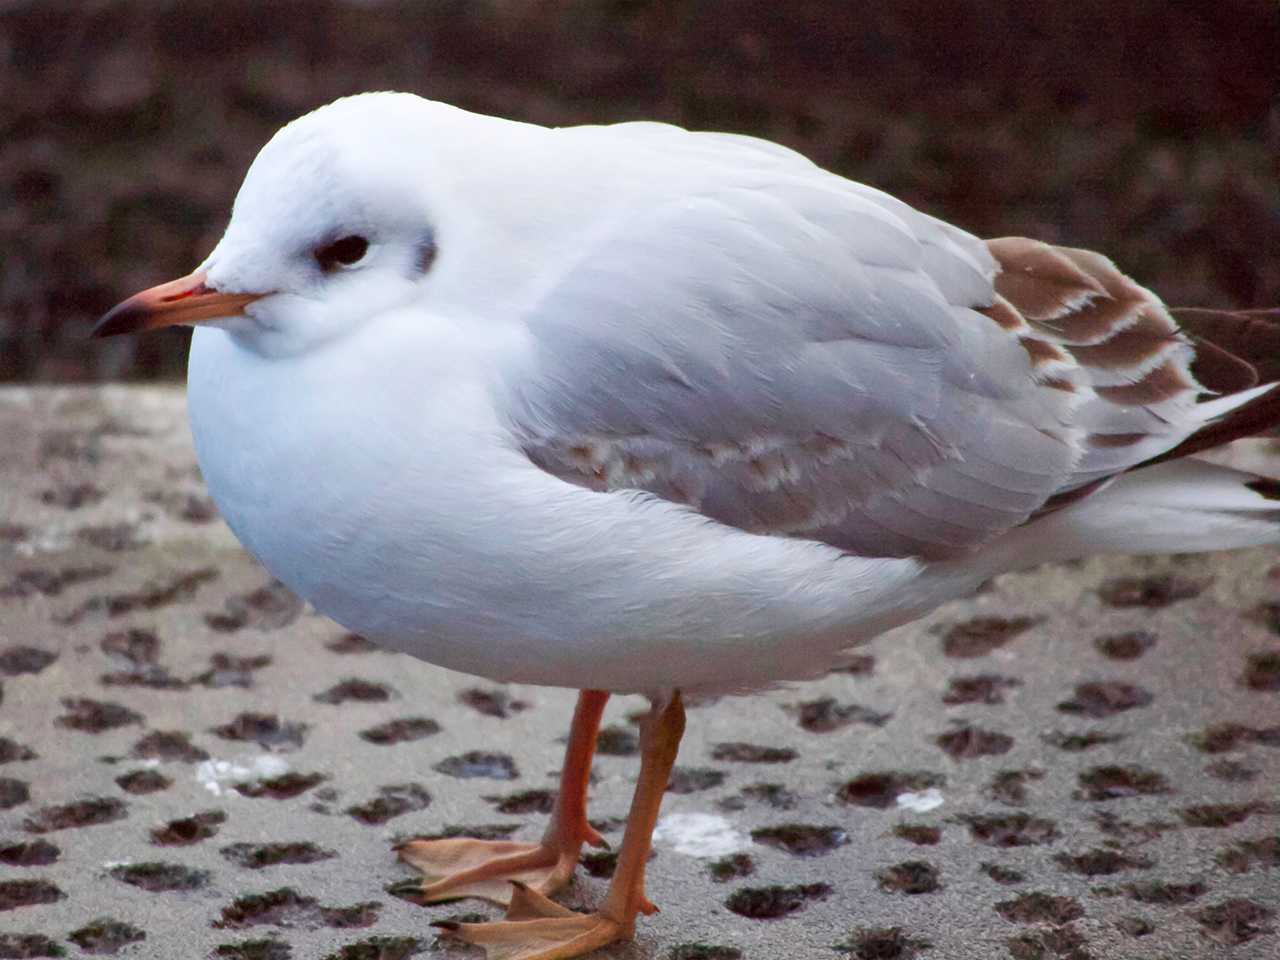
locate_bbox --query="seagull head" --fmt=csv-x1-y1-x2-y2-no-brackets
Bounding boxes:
94,92,454,356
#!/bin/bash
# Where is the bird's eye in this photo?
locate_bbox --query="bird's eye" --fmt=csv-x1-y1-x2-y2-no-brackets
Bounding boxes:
314,235,369,272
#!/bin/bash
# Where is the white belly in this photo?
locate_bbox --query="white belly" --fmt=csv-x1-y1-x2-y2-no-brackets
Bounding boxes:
187,326,948,695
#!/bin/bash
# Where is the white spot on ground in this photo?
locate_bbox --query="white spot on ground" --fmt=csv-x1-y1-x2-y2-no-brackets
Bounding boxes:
18,528,72,557
653,812,750,858
195,754,289,796
896,787,944,812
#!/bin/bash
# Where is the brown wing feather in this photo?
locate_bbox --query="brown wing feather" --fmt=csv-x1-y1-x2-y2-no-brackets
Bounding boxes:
981,237,1280,501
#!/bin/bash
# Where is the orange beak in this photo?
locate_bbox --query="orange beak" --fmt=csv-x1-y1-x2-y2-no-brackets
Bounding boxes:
92,271,263,338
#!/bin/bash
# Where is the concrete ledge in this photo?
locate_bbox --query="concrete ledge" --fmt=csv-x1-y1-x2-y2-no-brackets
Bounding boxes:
1,386,1278,958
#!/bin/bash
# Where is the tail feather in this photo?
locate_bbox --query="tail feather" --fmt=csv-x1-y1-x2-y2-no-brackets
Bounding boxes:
988,458,1280,571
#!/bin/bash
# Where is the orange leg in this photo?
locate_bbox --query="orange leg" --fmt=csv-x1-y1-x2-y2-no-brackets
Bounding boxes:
434,691,686,960
398,689,610,905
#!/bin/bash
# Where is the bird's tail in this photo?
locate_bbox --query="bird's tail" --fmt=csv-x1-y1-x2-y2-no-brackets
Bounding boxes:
982,456,1280,572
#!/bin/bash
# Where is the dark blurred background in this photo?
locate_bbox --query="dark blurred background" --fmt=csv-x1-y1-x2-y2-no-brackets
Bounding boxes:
1,0,1277,381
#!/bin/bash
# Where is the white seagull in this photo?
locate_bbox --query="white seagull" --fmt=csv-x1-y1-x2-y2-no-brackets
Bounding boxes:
96,92,1280,960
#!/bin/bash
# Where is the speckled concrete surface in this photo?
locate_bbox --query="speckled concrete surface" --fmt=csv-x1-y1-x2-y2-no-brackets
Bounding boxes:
1,386,1278,960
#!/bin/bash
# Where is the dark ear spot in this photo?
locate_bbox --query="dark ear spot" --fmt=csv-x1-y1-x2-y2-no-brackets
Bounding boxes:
414,234,438,275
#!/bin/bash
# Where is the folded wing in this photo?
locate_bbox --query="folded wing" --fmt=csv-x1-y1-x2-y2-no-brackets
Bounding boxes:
502,149,1277,560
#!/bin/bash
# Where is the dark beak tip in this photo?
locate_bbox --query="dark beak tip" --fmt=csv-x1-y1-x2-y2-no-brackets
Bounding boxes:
91,302,163,343
90,304,139,339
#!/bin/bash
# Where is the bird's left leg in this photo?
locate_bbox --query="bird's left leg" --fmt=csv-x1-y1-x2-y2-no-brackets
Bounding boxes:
433,691,686,960
398,689,609,905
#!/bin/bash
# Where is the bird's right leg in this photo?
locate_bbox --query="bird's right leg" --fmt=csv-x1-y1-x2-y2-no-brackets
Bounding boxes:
397,689,610,906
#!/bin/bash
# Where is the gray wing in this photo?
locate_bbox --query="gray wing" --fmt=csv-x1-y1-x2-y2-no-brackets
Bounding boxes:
501,162,1215,559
